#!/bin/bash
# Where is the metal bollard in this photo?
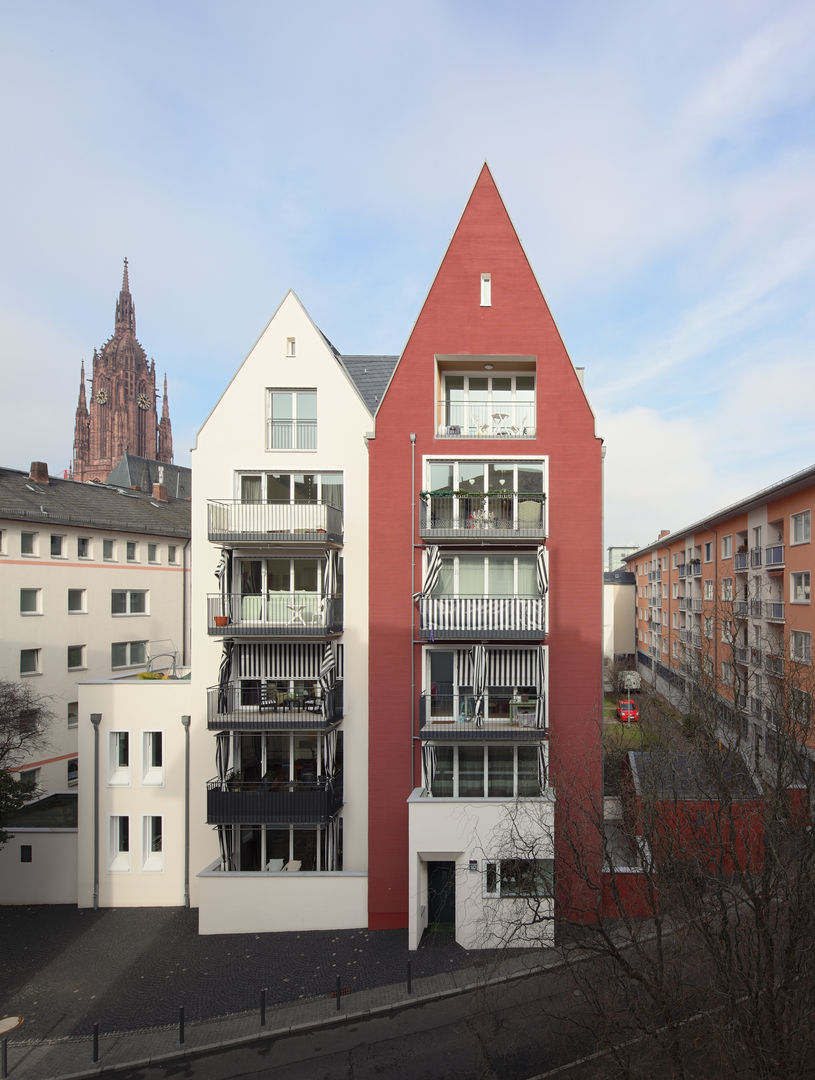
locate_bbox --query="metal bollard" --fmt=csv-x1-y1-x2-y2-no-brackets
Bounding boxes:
260,988,266,1027
336,975,341,1011
179,1006,185,1045
92,1023,99,1064
407,960,412,995
2,1036,7,1079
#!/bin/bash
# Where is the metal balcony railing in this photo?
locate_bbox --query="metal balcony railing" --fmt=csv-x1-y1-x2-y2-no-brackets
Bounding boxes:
765,545,785,568
419,692,546,739
419,492,546,541
764,601,785,622
734,600,749,618
206,774,343,825
765,653,785,677
417,595,546,640
750,548,763,568
734,551,749,571
207,500,343,544
207,594,342,637
678,564,687,579
206,683,343,730
688,561,702,578
435,401,536,439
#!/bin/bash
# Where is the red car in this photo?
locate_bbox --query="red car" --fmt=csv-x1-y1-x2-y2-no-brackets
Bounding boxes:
616,699,640,723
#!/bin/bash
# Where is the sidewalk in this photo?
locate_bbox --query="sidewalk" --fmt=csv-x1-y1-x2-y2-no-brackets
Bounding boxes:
3,948,558,1080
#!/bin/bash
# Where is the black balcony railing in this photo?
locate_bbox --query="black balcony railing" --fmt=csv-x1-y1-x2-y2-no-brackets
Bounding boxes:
207,594,342,637
207,500,343,544
206,774,343,825
419,692,546,739
419,492,546,541
207,683,343,730
417,595,546,640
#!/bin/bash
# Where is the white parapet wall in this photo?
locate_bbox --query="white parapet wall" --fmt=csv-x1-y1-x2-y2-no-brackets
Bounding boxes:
0,829,77,904
196,864,367,934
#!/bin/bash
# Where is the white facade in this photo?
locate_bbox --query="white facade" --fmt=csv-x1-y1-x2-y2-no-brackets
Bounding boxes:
0,826,77,904
188,291,373,929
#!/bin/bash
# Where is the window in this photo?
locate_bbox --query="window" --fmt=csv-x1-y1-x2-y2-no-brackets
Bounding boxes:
142,815,164,871
721,578,733,601
21,531,37,556
721,619,732,642
239,470,344,510
142,731,164,785
792,571,810,603
20,649,40,675
67,759,78,787
791,631,812,665
267,389,317,450
109,815,130,871
109,731,130,784
792,510,811,545
126,541,138,562
147,543,158,563
50,534,65,557
67,701,78,729
672,553,679,568
672,641,679,658
434,553,538,598
480,273,491,306
286,337,296,357
425,459,545,527
68,588,86,613
67,645,85,670
704,656,713,677
428,744,544,798
111,590,148,615
18,768,38,794
111,641,147,669
103,539,115,561
704,579,713,601
704,616,713,639
77,536,91,559
662,610,668,626
483,858,554,898
439,374,536,438
20,845,32,864
167,545,178,565
704,542,712,562
673,612,679,628
20,588,41,615
722,535,733,558
231,823,340,872
662,555,668,571
672,582,679,599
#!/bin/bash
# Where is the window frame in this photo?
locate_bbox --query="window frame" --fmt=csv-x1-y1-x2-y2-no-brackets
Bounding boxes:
111,641,147,670
142,815,164,872
20,531,38,557
791,571,811,604
77,536,92,559
266,388,318,451
480,273,492,306
792,510,811,546
791,630,812,665
20,587,41,615
20,648,40,676
67,644,86,671
68,588,86,614
103,538,116,561
483,858,554,899
722,535,733,559
111,589,148,616
142,730,164,786
109,815,131,872
50,534,66,558
109,731,131,785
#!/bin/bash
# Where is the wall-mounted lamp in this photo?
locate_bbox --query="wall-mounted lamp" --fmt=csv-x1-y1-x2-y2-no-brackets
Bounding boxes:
484,364,494,370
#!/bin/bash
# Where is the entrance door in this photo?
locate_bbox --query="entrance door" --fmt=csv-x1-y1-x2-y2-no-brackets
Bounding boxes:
427,861,456,929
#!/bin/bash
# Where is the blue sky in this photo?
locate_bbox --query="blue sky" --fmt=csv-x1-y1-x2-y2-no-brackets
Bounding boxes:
1,0,813,547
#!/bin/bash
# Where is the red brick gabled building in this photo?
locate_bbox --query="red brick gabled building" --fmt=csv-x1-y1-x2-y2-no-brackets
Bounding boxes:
368,165,604,945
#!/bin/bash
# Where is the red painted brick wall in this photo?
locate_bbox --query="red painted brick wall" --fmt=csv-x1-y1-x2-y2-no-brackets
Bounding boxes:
368,165,603,929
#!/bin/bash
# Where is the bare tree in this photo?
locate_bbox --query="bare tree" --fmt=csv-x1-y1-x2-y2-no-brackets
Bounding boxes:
0,680,52,847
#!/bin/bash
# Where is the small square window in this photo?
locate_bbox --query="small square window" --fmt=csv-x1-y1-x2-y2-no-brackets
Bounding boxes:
148,543,158,563
20,588,41,614
50,534,65,557
286,337,296,357
167,545,178,565
103,539,115,561
480,273,492,306
67,644,85,670
67,701,78,729
21,531,37,556
20,648,40,675
126,542,138,562
77,536,91,559
20,845,32,863
68,589,85,613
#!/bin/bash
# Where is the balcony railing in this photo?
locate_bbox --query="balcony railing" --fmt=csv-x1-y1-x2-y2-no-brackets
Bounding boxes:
435,401,536,439
764,601,785,622
734,551,749,571
734,646,748,665
765,544,784,568
207,500,343,544
419,692,546,739
419,492,546,541
688,561,702,578
207,594,342,637
765,653,785,677
751,647,763,667
677,564,687,579
733,600,749,618
206,683,343,730
750,548,762,568
206,774,343,825
417,595,546,640
750,600,763,619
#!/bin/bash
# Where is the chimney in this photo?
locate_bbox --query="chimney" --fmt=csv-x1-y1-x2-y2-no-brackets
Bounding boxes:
152,482,168,502
658,529,671,539
29,462,50,485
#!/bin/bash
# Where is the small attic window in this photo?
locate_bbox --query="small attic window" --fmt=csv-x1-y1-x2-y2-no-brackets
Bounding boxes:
286,338,296,357
480,273,491,307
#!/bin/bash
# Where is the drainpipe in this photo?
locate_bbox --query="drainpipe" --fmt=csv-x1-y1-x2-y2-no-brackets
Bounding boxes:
600,445,606,801
90,713,101,910
410,433,417,791
181,538,191,666
181,715,191,908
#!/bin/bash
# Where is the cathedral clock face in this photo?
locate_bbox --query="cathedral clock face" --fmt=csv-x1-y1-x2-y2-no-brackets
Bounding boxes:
95,388,108,404
137,392,151,410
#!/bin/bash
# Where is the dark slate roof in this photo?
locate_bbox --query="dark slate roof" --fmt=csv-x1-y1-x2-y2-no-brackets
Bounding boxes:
604,569,636,584
7,792,78,829
627,750,763,802
339,355,399,415
106,455,191,500
0,466,190,538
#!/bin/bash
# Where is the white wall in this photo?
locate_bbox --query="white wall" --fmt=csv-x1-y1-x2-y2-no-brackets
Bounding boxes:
0,831,77,904
604,581,636,660
408,791,556,950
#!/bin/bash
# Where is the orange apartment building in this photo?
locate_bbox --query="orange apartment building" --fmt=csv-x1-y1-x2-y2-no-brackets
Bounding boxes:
626,464,815,773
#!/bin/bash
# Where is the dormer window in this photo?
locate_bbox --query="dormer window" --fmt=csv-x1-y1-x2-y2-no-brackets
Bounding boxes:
480,273,491,306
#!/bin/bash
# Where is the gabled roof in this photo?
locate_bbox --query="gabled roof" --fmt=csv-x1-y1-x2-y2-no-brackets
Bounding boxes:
106,455,191,500
0,466,190,538
339,355,399,415
627,750,763,802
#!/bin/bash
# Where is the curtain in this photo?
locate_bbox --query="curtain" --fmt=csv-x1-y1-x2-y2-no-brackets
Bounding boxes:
537,743,547,793
217,825,234,872
217,638,234,713
319,642,337,721
471,644,486,727
216,731,231,791
536,545,549,597
535,644,547,728
413,545,441,601
215,548,232,619
422,743,437,792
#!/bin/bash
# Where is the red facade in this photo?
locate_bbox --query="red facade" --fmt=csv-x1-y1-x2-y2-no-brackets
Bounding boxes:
368,166,603,928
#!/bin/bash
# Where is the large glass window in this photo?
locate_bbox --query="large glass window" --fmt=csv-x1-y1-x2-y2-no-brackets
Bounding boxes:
441,373,535,437
428,745,543,798
267,390,317,449
435,554,537,596
792,510,811,545
425,459,545,530
484,859,554,898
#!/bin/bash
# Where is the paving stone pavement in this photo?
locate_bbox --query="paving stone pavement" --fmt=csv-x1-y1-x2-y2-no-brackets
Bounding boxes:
0,907,547,1079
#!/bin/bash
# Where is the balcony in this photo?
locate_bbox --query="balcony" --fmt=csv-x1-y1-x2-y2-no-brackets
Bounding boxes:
207,594,342,638
734,551,749,572
206,683,343,731
419,692,546,740
765,653,785,678
679,628,692,644
764,601,785,623
419,492,546,542
207,500,343,545
765,545,785,569
749,599,763,619
734,646,748,666
750,548,762,568
734,600,749,618
417,595,545,640
688,561,702,578
688,598,702,613
677,564,687,579
435,401,535,440
206,775,343,825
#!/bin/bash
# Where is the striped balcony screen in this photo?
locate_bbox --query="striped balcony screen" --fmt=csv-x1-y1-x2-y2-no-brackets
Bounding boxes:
237,642,345,680
454,646,547,686
420,597,545,634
